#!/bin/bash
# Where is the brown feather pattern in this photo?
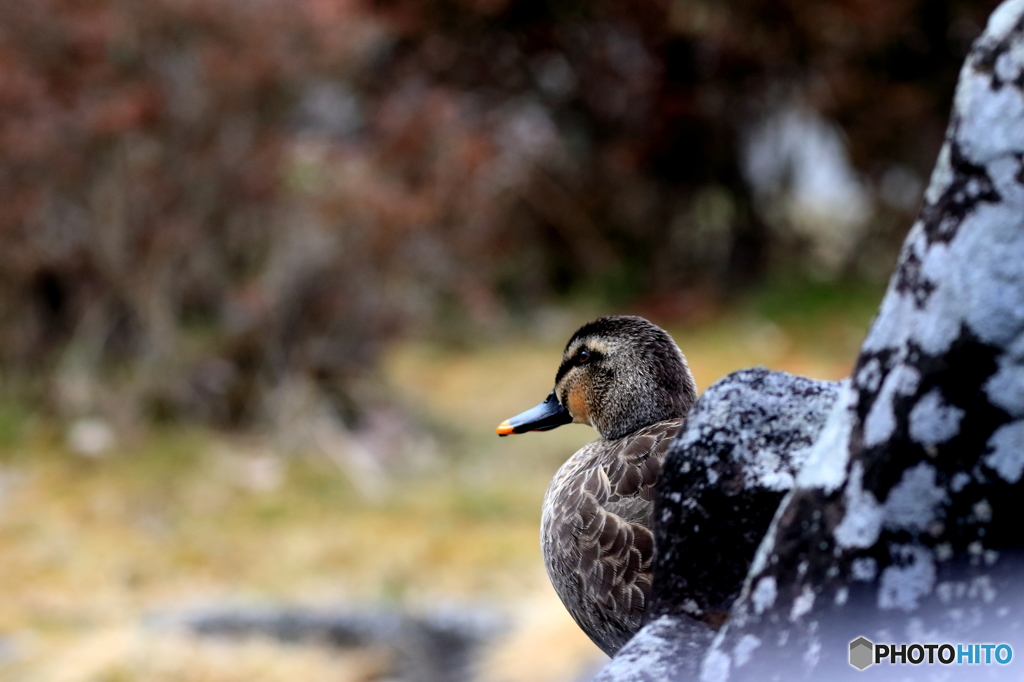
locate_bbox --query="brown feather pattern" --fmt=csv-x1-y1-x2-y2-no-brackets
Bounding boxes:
540,418,682,656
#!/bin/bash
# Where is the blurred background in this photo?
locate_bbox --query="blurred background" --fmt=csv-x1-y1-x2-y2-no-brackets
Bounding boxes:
0,0,1001,680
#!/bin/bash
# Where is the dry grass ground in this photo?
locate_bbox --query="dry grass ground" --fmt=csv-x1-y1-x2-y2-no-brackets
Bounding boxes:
0,285,881,682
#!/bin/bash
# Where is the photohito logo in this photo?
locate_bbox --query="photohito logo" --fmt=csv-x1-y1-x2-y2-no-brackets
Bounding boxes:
850,637,874,670
849,637,1013,670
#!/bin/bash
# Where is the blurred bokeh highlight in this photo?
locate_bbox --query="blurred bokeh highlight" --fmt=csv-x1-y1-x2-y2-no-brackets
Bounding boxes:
0,0,1002,680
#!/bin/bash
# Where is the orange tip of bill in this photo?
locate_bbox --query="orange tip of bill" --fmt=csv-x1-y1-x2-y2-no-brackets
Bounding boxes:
496,420,515,436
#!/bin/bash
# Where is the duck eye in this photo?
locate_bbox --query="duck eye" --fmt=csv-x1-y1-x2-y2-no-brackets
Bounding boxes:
576,350,591,364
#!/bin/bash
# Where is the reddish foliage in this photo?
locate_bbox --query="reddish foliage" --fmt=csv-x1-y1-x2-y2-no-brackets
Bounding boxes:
0,0,1003,428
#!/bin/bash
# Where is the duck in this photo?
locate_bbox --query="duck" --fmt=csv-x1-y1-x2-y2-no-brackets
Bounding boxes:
496,315,697,657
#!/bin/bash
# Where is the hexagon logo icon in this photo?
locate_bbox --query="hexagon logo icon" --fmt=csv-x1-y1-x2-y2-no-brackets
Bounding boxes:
850,636,874,670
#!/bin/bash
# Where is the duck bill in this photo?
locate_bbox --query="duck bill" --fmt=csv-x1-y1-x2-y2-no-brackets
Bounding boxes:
496,390,572,436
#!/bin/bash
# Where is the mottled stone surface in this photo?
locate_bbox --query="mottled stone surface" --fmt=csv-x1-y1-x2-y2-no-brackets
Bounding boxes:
698,1,1024,679
592,615,716,682
652,368,841,624
597,1,1024,679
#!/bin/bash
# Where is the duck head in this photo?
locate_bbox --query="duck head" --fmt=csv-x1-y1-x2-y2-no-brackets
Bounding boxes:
497,316,697,440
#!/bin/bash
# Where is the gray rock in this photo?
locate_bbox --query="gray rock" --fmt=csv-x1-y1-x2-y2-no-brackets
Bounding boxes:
592,615,716,682
148,603,505,682
652,368,841,624
702,1,1024,679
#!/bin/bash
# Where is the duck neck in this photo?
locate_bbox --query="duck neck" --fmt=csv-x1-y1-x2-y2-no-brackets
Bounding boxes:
593,391,691,441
